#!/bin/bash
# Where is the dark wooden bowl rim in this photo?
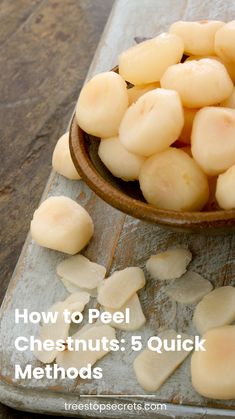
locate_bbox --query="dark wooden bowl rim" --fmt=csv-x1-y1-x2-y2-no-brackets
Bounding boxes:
70,113,235,233
69,63,235,233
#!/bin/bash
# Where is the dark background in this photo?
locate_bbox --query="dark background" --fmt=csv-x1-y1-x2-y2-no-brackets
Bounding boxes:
0,0,114,417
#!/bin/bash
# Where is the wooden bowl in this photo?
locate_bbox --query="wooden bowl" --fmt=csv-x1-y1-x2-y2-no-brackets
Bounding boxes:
70,116,235,235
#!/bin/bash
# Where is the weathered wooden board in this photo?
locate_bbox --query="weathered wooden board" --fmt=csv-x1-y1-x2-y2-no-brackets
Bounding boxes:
1,0,235,417
0,0,114,310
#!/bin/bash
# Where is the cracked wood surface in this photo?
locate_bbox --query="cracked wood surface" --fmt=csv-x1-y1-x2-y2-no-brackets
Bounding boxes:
0,0,235,418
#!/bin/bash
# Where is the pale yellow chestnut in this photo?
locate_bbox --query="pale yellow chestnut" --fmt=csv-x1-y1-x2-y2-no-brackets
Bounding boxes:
119,33,184,84
215,20,235,62
98,136,146,181
139,148,209,211
216,165,235,209
191,107,235,176
127,82,160,105
76,72,128,138
191,326,235,400
170,20,224,55
52,132,80,180
119,89,184,157
161,59,233,108
30,196,94,254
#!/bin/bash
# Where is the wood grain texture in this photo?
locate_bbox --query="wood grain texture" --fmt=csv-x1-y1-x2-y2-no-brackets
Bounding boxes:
0,0,43,44
1,0,235,417
0,0,114,417
0,0,114,303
